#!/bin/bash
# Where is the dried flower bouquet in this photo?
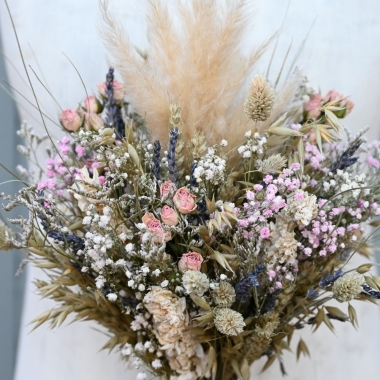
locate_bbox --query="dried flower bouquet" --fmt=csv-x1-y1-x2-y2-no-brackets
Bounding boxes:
2,1,380,380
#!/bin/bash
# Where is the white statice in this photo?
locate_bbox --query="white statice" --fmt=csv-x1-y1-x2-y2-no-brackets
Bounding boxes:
284,189,318,226
143,287,207,379
182,271,209,296
192,147,226,185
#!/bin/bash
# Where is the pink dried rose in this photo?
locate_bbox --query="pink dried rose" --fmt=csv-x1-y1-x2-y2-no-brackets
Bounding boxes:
97,80,125,103
304,93,322,119
173,187,197,214
84,112,104,131
178,252,204,272
324,90,354,115
81,95,101,113
60,109,82,131
160,205,179,226
160,180,176,199
142,211,172,243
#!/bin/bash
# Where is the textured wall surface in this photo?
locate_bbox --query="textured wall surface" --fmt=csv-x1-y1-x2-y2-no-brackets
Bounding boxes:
0,35,25,380
0,1,379,379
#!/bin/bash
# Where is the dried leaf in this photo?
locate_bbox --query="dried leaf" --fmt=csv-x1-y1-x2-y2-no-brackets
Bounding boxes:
190,293,211,311
348,304,359,329
231,359,243,380
313,308,325,332
296,338,310,361
240,358,250,380
365,276,379,290
260,355,277,373
325,306,349,321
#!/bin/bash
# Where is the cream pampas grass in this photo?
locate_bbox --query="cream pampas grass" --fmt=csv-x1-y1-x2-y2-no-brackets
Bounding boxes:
100,0,300,154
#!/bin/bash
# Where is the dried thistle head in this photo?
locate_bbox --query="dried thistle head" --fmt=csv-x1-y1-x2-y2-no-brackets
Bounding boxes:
257,154,287,174
332,272,365,303
212,281,236,308
244,75,274,122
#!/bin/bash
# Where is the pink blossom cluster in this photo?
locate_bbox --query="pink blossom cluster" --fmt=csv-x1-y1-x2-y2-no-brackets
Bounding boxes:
305,141,325,169
237,164,302,238
304,90,354,120
37,137,84,194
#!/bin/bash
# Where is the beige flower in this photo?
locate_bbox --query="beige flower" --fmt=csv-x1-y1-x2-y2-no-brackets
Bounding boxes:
212,281,236,308
332,273,365,303
182,271,209,296
267,216,298,268
284,190,318,226
143,287,205,378
214,308,245,336
0,221,16,251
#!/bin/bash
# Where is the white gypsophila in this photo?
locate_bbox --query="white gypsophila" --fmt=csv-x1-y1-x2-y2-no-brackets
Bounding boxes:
107,293,117,301
192,147,226,185
182,271,209,296
152,359,162,369
323,170,368,200
238,132,267,159
220,139,228,147
214,308,245,336
121,343,133,356
136,372,147,380
95,275,105,289
284,190,318,226
332,272,365,302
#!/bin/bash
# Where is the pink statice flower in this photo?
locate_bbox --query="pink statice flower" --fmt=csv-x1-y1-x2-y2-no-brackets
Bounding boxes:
260,227,270,239
367,156,380,168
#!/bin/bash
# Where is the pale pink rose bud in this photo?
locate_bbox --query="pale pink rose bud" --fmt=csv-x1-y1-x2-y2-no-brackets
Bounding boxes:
142,211,172,243
173,187,197,214
178,252,204,272
304,93,322,119
97,80,125,104
60,109,82,131
84,112,104,131
82,95,101,113
160,180,176,199
324,90,354,115
160,205,179,226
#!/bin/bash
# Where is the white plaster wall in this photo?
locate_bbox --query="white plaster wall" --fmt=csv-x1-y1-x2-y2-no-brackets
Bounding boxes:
1,1,380,379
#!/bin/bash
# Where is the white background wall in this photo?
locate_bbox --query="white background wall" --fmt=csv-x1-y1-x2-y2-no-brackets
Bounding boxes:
1,1,380,379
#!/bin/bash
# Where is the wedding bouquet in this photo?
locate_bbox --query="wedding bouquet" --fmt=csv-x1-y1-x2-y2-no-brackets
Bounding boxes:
2,1,380,380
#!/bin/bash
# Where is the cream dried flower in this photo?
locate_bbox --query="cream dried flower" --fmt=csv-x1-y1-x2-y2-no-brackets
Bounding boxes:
267,216,298,268
214,308,245,336
332,272,365,303
212,281,236,307
244,75,274,122
0,221,16,251
182,270,209,296
284,190,318,226
143,287,205,377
